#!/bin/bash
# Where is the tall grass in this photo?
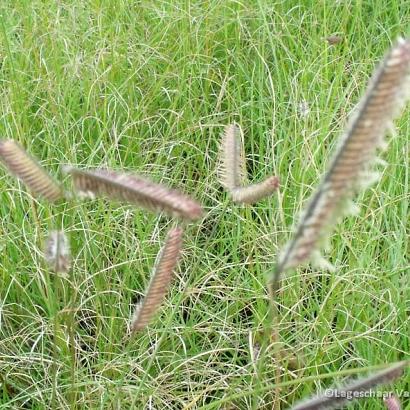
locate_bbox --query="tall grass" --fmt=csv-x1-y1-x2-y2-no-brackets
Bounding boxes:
0,1,408,408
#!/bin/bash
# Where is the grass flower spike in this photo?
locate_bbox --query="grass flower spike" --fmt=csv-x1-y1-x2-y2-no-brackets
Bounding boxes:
44,230,71,274
65,167,203,220
0,140,63,202
130,227,183,333
218,123,247,190
384,394,401,410
231,176,280,204
272,38,410,287
218,123,279,204
290,361,409,410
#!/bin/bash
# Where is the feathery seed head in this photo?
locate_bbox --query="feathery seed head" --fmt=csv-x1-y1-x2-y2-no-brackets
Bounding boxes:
218,123,247,190
130,227,183,333
0,140,63,202
44,231,71,275
218,123,280,204
384,394,401,410
65,167,203,221
290,361,409,410
272,38,410,284
231,175,280,204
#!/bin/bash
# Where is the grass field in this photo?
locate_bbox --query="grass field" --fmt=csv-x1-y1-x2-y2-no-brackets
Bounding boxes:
0,1,409,409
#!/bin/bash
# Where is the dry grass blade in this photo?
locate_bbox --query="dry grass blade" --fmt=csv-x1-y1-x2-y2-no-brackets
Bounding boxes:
44,231,71,275
65,167,203,220
272,38,410,286
130,227,183,333
218,123,247,190
0,140,63,202
231,176,280,204
289,361,409,410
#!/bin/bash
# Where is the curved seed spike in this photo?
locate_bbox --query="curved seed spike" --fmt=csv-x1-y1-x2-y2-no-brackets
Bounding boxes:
272,38,410,285
218,123,247,190
44,231,71,275
0,140,63,202
231,176,279,204
65,167,203,221
218,123,280,204
130,227,183,333
290,361,409,410
384,394,401,410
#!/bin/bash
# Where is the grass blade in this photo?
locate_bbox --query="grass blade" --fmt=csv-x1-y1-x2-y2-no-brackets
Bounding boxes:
272,38,410,285
65,167,203,220
130,227,183,333
0,140,63,202
290,361,409,410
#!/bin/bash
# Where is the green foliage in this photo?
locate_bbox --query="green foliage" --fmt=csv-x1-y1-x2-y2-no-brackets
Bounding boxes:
0,1,408,408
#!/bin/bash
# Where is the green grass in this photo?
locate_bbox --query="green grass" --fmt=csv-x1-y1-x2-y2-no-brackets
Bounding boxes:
0,0,409,408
